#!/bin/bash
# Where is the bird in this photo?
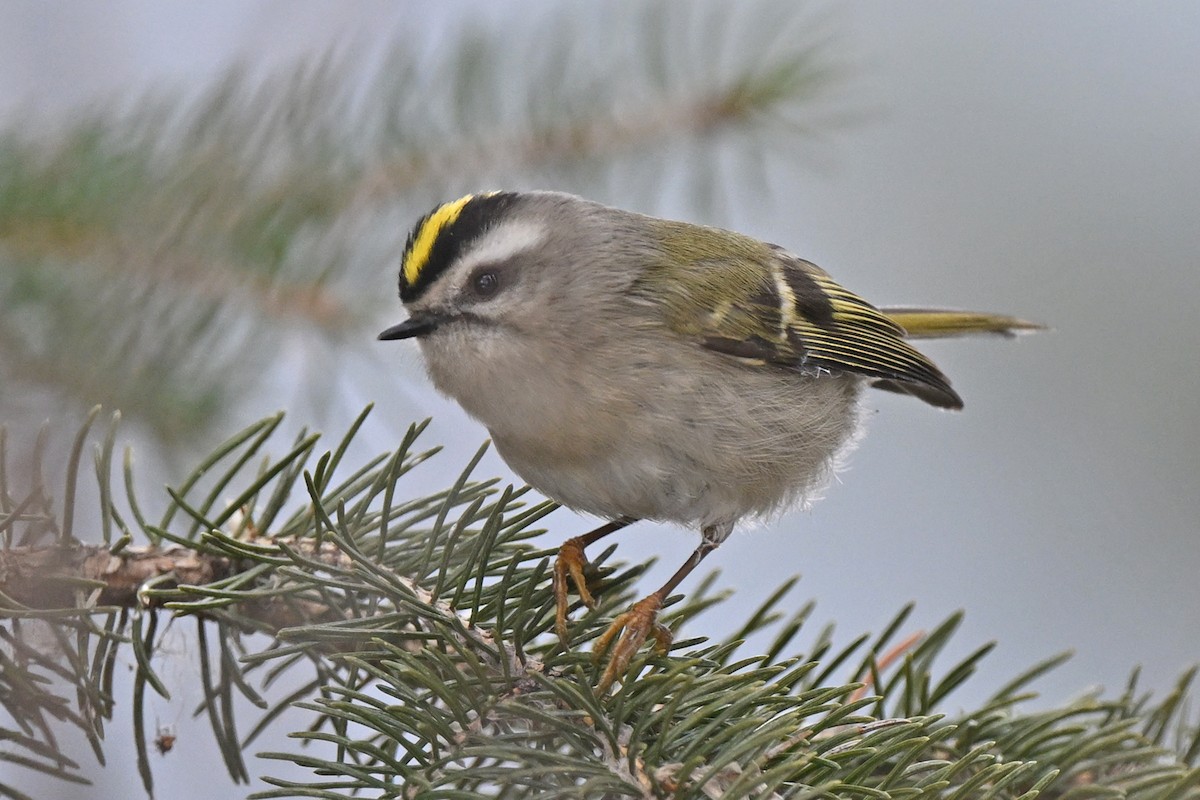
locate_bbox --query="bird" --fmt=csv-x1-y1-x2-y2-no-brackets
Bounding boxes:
379,190,1041,691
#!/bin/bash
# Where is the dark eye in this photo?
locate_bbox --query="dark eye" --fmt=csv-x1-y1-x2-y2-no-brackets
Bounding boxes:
471,269,502,299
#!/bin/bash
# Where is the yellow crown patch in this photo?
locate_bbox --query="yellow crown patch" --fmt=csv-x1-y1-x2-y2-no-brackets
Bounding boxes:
402,194,477,289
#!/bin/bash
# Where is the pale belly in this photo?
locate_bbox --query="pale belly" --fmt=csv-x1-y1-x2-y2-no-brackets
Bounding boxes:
491,370,864,531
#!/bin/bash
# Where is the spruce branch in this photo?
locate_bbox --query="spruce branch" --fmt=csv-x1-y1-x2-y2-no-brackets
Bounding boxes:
2,409,1198,799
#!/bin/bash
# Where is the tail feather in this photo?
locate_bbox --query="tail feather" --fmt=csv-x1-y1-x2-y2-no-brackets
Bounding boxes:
880,307,1045,339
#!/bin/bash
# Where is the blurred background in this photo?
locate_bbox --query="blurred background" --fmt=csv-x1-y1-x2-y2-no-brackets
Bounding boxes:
1,1,1197,797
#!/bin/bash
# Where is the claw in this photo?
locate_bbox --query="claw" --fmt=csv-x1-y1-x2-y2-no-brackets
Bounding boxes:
553,523,714,693
553,536,596,644
551,519,637,647
594,593,673,693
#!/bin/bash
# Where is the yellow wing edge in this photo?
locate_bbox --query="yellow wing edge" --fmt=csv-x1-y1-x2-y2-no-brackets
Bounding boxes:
880,308,1046,340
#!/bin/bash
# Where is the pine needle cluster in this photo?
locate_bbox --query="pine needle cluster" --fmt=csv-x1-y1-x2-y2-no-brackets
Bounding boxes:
1,409,1197,799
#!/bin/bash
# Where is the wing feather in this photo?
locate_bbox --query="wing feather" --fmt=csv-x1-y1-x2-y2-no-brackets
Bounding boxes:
775,257,963,408
636,227,963,409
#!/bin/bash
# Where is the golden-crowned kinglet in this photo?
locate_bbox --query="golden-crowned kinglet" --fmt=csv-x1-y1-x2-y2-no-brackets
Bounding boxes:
380,190,1040,690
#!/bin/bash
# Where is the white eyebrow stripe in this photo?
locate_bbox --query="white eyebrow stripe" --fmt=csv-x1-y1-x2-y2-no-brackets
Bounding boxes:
455,219,547,274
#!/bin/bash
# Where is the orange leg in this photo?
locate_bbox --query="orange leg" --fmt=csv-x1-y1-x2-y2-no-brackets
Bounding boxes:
553,518,635,644
594,536,720,693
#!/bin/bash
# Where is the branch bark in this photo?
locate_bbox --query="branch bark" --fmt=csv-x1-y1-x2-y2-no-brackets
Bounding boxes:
0,542,228,610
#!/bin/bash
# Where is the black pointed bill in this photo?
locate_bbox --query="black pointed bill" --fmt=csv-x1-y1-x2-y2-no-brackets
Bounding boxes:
378,316,440,341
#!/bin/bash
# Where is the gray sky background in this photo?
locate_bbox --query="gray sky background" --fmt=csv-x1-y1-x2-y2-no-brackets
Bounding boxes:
1,2,1197,797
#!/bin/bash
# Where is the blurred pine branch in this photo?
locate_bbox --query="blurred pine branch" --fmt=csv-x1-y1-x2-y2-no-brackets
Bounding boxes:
1,408,1198,799
0,0,849,447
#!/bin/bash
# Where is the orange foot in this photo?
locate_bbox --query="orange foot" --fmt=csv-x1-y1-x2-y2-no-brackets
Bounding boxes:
553,536,597,644
594,594,673,693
